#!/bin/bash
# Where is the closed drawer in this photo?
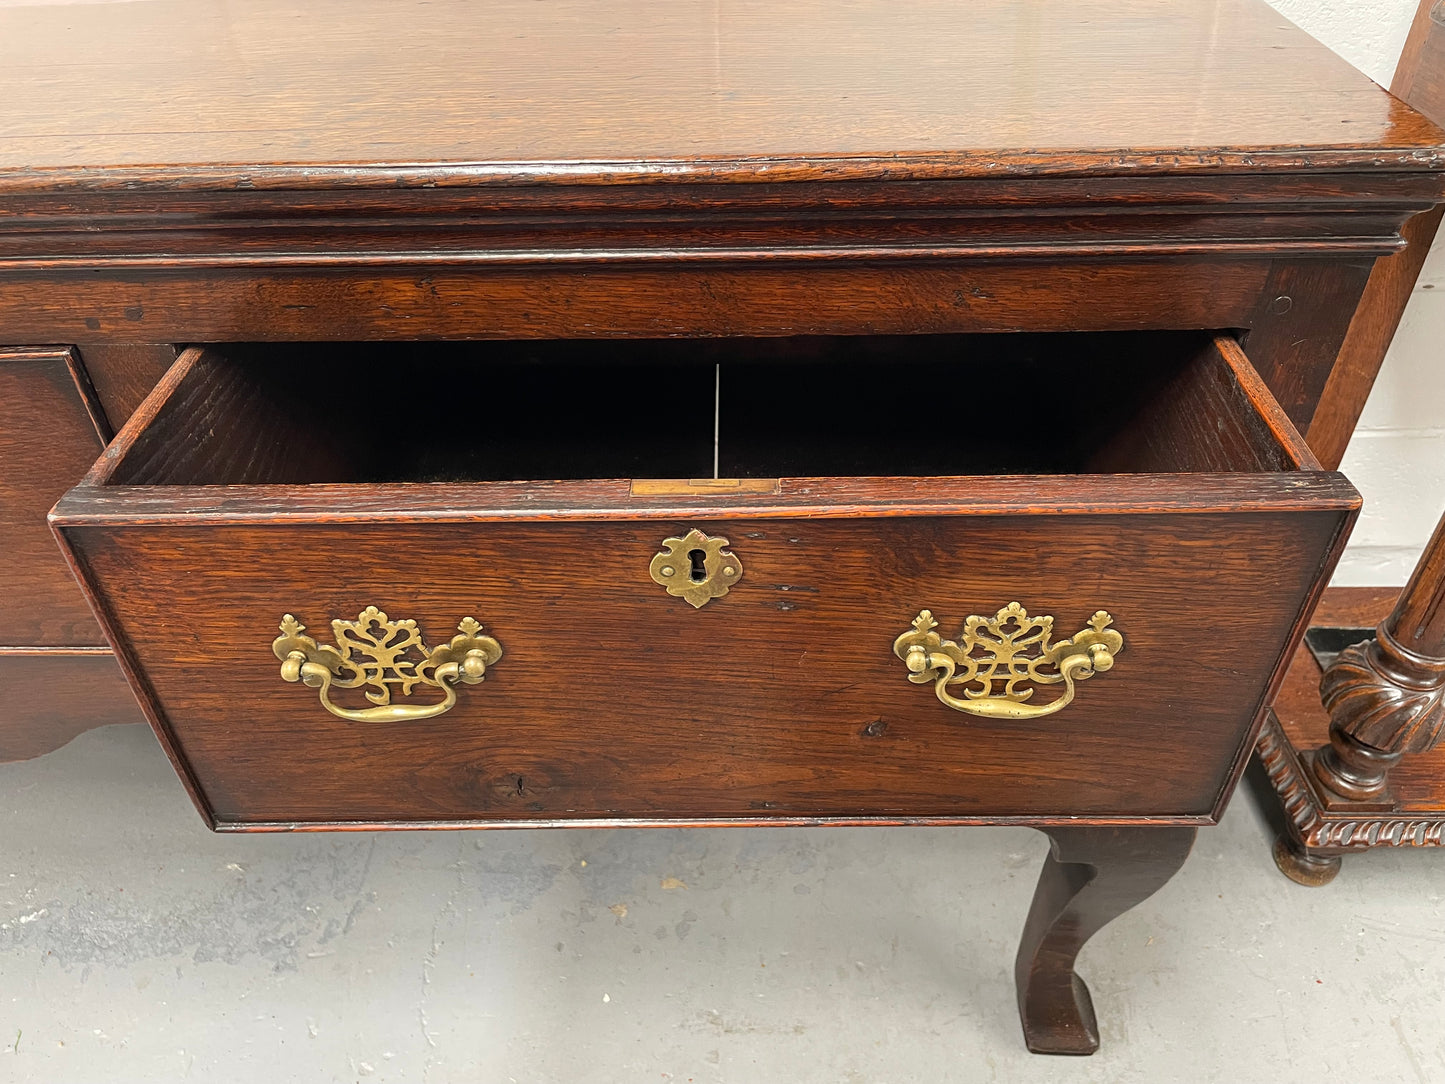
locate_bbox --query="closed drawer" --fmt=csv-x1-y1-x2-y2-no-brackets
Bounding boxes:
52,332,1357,829
0,346,110,646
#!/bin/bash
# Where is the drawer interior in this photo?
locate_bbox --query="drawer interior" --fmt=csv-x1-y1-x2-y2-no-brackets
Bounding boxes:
99,331,1309,487
54,327,1356,828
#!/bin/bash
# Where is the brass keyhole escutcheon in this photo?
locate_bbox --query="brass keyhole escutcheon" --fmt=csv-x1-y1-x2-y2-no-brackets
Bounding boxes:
649,528,742,608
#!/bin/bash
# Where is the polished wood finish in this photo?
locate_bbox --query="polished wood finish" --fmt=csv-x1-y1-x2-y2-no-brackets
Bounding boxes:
1308,209,1445,467
0,345,142,759
1262,513,1445,884
1016,826,1196,1055
0,650,145,762
1306,0,1445,467
0,347,109,646
77,344,179,432
1254,0,1445,885
0,0,1438,179
52,335,1356,829
1243,259,1379,436
0,1,1441,440
1258,587,1445,884
5,0,1444,1054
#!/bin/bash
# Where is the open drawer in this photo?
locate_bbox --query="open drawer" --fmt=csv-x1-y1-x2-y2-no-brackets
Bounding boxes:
52,332,1358,830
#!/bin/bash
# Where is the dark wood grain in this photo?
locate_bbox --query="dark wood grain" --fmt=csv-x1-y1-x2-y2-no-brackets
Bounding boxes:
1259,583,1445,884
1015,826,1196,1054
57,511,1346,827
4,0,1440,1052
1306,0,1445,467
0,261,1279,345
53,335,1357,828
0,650,144,762
77,344,178,432
92,333,1320,489
0,347,109,646
0,0,1440,182
100,347,354,487
1241,259,1378,436
1311,511,1445,798
1089,336,1316,473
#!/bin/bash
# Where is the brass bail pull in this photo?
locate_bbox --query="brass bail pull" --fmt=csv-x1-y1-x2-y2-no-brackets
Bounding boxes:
272,606,502,722
892,603,1122,720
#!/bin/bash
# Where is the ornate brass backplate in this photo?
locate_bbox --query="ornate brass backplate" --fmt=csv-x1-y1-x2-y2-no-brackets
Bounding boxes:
648,528,742,608
272,606,502,722
893,603,1122,720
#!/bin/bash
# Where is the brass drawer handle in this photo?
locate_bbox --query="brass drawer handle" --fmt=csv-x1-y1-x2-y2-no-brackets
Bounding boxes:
893,603,1122,720
272,606,502,722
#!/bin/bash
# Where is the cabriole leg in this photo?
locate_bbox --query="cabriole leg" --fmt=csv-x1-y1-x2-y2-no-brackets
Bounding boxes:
1015,825,1197,1055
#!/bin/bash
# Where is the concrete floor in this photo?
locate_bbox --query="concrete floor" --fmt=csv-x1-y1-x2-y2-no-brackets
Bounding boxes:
0,726,1441,1083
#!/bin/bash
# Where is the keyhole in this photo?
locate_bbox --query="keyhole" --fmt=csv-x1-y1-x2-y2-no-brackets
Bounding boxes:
688,549,708,582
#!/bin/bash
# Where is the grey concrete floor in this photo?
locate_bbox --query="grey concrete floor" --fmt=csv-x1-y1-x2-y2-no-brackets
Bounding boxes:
0,725,1442,1083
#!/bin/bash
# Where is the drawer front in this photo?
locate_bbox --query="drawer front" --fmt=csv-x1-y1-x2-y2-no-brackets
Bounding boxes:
61,508,1347,826
0,347,109,646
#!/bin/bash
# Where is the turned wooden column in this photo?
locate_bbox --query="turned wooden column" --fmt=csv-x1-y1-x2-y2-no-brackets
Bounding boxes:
1311,511,1445,804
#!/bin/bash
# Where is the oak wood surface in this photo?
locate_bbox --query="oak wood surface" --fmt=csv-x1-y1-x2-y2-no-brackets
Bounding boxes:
0,1,1411,1045
1015,826,1196,1055
92,333,1314,489
0,0,1439,184
76,344,180,432
1258,587,1445,866
53,335,1356,828
1271,589,1445,811
0,650,145,762
0,262,1277,345
0,347,109,646
58,512,1347,827
1306,0,1445,467
0,0,1435,436
1090,336,1311,474
1284,558,1445,813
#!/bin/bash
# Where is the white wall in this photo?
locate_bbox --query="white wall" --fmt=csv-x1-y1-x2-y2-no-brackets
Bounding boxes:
1265,0,1445,585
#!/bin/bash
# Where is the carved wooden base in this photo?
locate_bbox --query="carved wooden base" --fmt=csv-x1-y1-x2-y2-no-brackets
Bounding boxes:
1256,588,1445,884
1258,712,1445,855
1015,825,1196,1055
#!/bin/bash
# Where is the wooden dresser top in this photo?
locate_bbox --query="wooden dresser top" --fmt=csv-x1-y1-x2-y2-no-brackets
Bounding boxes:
3,0,1444,190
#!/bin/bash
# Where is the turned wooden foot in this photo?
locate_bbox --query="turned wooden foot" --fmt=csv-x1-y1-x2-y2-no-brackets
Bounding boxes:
1271,832,1342,887
1015,825,1196,1055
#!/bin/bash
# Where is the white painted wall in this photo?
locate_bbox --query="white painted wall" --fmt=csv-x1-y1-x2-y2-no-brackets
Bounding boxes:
1264,0,1445,584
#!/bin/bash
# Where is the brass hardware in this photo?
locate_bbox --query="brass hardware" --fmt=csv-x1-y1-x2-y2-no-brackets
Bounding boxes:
272,606,502,722
893,603,1122,720
630,478,781,497
648,528,742,608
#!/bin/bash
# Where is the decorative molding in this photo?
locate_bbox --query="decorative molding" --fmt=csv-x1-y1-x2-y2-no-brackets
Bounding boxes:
1257,712,1445,851
0,173,1435,273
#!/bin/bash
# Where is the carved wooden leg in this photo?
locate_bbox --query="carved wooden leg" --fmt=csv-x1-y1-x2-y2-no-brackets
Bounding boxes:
1311,509,1445,806
1015,825,1196,1055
